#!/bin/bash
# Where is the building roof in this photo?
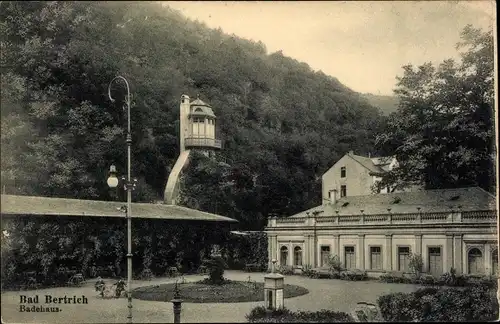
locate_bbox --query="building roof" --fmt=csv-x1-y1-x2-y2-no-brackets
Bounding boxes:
289,187,496,217
190,98,211,107
190,99,216,118
348,153,388,175
0,195,237,223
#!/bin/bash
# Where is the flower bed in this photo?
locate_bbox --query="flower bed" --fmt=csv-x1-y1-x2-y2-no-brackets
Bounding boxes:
132,280,309,303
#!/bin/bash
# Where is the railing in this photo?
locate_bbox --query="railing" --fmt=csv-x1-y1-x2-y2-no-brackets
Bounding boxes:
462,210,497,221
269,210,496,227
185,137,222,149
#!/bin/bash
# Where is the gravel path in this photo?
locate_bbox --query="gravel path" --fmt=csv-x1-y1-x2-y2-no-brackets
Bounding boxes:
1,270,420,323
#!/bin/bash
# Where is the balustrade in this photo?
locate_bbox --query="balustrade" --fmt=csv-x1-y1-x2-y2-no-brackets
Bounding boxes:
268,210,496,227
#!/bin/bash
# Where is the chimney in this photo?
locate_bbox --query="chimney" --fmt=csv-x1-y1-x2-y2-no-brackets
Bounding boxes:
329,189,338,205
348,150,354,155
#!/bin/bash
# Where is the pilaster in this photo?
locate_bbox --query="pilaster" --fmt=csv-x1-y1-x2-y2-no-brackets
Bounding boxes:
333,235,340,257
358,234,365,270
385,234,393,271
453,235,463,274
268,235,273,270
485,243,492,275
415,234,422,255
445,234,453,272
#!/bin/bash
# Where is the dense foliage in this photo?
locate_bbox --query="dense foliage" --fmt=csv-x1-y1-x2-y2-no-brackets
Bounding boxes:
377,286,498,322
246,306,353,323
225,232,268,271
1,1,385,230
375,25,495,193
1,216,230,289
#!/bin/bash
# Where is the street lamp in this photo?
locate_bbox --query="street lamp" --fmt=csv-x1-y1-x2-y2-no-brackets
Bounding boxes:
107,75,135,324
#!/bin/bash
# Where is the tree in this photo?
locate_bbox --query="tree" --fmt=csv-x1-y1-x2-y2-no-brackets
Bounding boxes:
375,25,495,192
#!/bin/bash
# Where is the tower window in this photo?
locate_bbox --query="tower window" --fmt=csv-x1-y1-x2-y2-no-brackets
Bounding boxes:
341,167,346,178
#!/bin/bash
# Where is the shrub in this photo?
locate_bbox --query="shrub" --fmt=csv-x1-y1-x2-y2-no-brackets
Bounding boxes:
419,274,436,285
408,253,423,277
301,264,314,277
341,269,367,281
202,256,227,285
137,268,154,280
377,286,498,322
438,267,457,286
246,306,353,323
379,271,406,283
276,265,294,276
327,255,342,274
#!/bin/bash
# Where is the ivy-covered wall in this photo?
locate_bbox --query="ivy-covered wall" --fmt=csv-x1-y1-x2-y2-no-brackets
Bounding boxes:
1,215,231,287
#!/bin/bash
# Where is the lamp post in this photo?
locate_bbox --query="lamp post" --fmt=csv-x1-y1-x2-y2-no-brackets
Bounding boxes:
107,75,134,324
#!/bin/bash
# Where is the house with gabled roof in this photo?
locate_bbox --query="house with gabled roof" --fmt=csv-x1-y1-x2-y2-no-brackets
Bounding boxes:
322,151,419,203
267,152,497,278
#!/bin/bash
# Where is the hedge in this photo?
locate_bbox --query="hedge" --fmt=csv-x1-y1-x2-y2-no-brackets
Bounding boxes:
379,270,497,290
377,286,499,322
246,306,353,323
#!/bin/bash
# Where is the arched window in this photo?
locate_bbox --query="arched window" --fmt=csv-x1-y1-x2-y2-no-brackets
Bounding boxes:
280,246,288,266
468,248,484,274
492,249,498,275
294,246,302,266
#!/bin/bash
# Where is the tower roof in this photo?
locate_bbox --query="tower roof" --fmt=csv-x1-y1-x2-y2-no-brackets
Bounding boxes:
190,98,211,107
190,98,216,118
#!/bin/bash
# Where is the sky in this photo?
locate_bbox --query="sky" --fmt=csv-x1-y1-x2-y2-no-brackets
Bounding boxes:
162,1,495,96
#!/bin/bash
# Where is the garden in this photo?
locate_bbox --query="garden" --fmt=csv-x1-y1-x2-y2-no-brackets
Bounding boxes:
133,252,308,303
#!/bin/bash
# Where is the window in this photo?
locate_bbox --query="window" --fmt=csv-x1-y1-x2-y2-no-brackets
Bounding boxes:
340,167,346,178
280,246,288,266
294,246,302,266
370,246,382,270
344,246,356,269
428,247,443,276
398,247,410,272
340,185,347,198
493,250,498,275
468,248,484,275
321,246,331,267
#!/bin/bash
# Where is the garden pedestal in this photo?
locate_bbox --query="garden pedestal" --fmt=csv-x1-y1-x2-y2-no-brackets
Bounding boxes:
264,273,284,310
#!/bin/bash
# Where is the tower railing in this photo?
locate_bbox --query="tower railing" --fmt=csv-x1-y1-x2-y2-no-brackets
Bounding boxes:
185,137,222,149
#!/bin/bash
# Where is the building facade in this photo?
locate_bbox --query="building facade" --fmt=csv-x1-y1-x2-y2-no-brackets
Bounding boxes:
322,151,418,201
266,187,497,277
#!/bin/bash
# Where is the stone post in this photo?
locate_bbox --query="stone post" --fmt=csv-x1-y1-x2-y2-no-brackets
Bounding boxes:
264,260,285,310
171,281,183,323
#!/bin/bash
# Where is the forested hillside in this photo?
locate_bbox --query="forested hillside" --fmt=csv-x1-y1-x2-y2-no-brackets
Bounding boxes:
1,1,386,229
361,93,399,115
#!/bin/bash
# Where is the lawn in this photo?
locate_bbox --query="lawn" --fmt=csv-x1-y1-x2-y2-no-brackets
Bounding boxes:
132,280,309,303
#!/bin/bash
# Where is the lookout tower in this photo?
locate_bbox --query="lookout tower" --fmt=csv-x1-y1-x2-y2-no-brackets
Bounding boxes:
165,94,222,205
180,94,222,155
